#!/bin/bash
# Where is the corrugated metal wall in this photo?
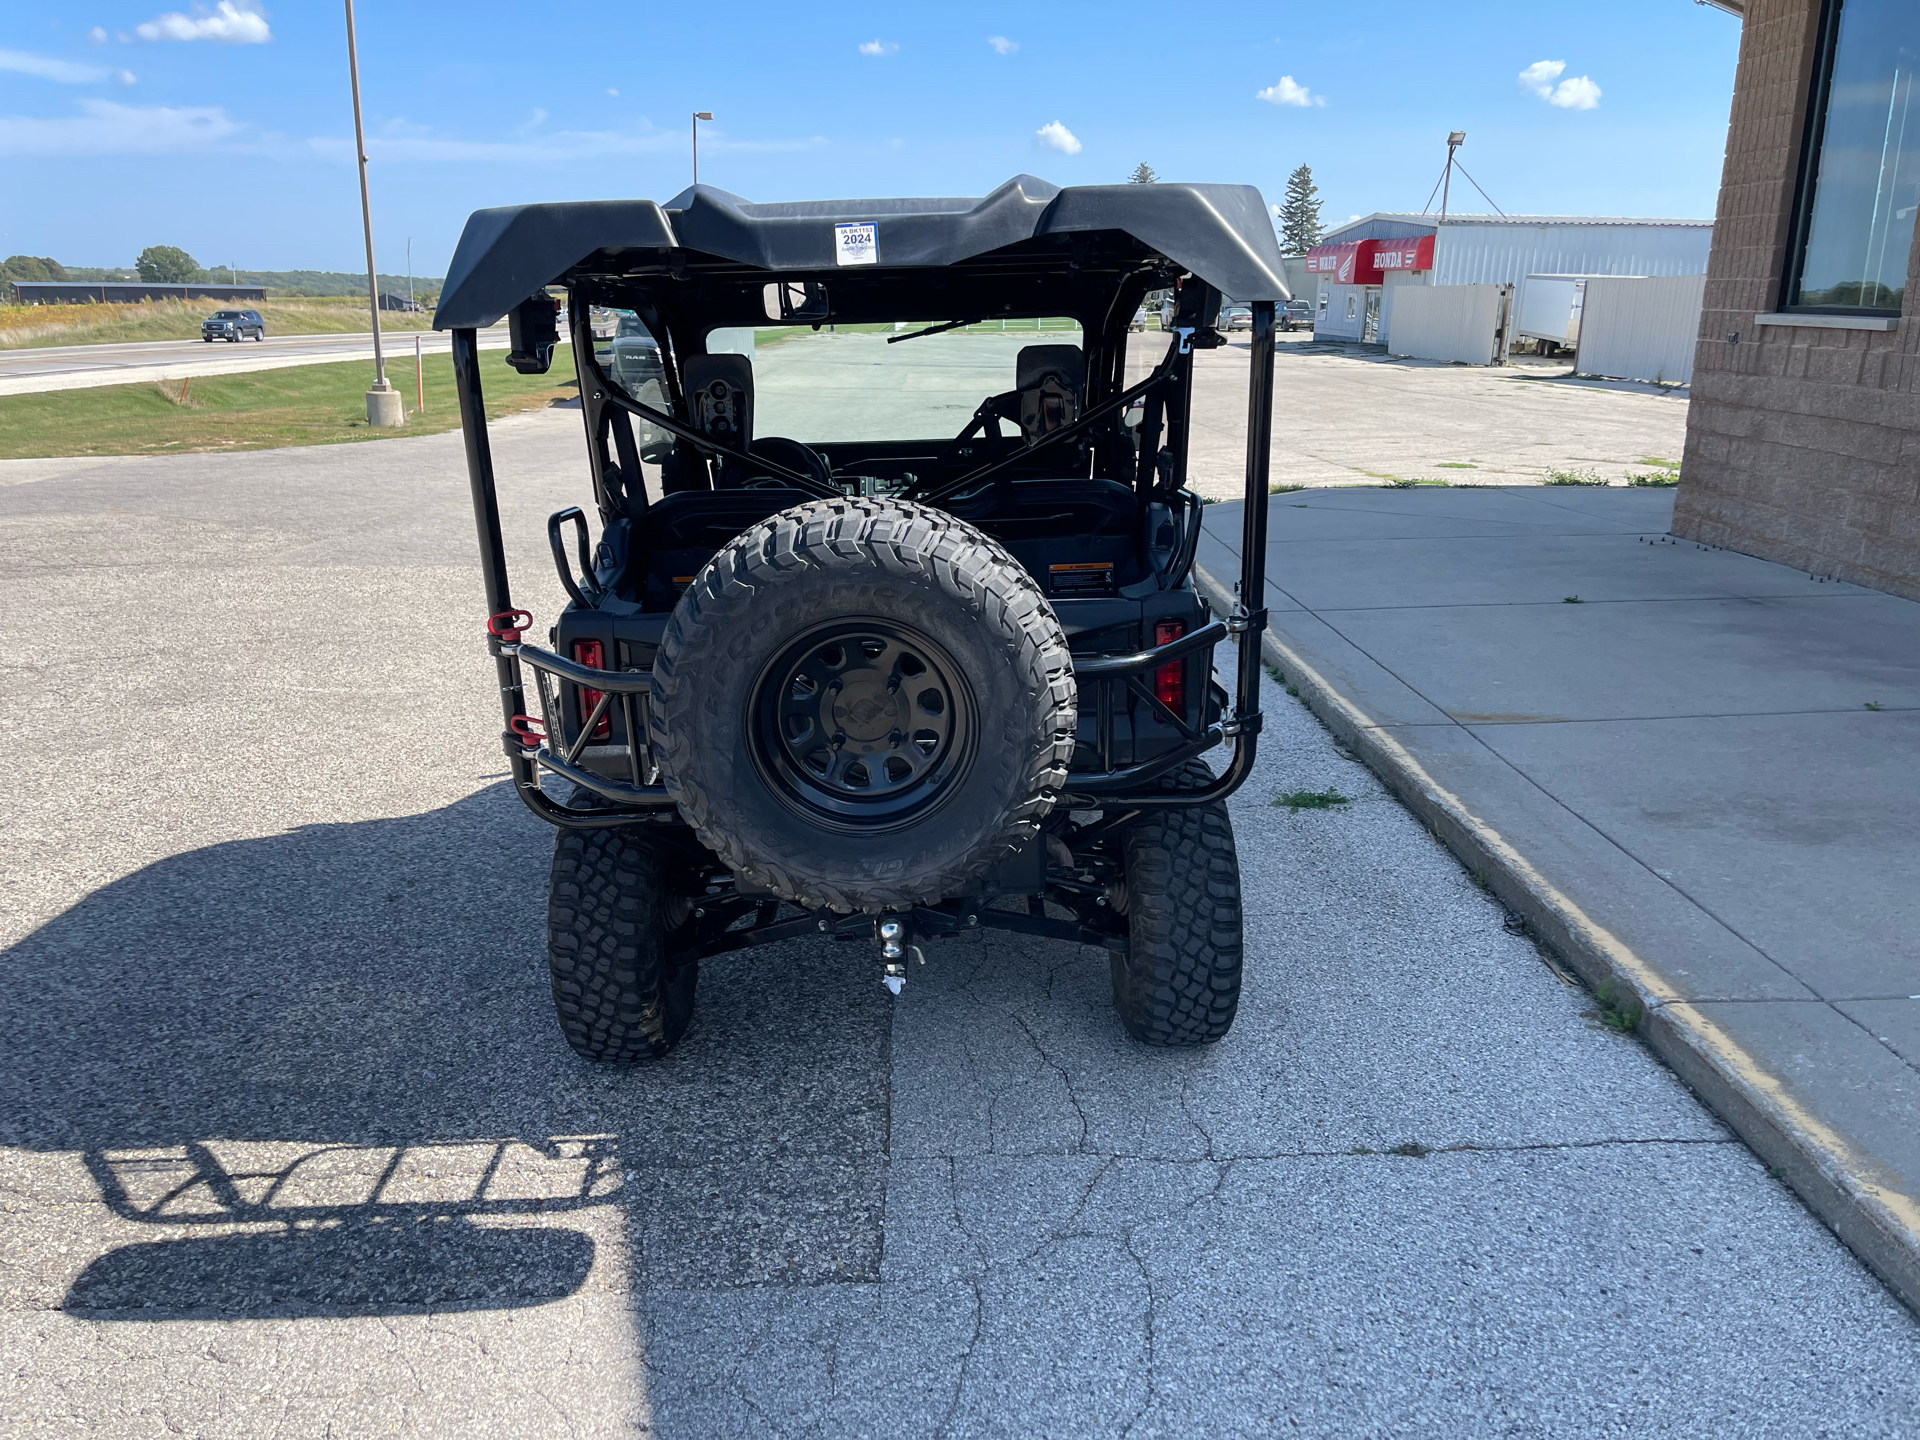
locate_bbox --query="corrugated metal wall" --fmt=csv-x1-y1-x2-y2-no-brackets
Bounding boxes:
1386,284,1507,364
1574,274,1707,384
1316,216,1437,244
1431,223,1712,286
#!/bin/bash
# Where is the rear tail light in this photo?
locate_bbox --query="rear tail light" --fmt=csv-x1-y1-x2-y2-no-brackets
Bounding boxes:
1153,619,1185,712
572,639,611,740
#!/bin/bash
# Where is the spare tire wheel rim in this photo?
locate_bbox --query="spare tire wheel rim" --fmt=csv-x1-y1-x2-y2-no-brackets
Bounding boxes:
748,618,978,830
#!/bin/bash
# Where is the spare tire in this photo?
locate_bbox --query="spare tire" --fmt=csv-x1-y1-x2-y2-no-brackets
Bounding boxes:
651,498,1076,912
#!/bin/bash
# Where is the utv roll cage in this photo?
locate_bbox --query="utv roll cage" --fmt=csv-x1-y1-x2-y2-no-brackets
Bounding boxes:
435,174,1285,833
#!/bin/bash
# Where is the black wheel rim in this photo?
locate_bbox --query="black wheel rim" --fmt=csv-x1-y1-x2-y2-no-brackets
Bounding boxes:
749,619,977,829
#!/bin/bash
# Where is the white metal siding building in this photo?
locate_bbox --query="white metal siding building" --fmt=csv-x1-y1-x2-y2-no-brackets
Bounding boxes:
1318,213,1714,287
1306,213,1713,348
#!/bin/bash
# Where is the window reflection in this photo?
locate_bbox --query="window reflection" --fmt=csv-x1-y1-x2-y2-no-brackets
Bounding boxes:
1790,0,1918,313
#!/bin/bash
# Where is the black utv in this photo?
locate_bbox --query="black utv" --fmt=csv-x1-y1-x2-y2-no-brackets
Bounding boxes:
434,174,1284,1062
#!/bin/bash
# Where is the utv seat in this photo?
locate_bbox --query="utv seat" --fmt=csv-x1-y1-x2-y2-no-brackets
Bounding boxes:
681,352,835,491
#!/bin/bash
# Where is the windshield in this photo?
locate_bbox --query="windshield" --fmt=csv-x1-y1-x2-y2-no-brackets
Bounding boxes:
732,320,1084,443
211,311,241,319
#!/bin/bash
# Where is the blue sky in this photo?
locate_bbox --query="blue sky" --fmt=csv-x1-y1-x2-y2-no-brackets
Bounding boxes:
1,1,1744,276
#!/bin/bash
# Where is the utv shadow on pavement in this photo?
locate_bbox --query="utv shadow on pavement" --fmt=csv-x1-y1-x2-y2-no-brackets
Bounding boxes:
2,784,895,1322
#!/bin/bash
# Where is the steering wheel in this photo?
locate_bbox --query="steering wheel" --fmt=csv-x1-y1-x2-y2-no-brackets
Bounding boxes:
737,436,836,494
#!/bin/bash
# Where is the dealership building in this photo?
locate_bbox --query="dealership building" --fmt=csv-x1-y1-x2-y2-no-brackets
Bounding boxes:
1303,214,1714,349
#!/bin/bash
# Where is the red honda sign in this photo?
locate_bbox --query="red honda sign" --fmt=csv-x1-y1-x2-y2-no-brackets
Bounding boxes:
1303,235,1435,283
1373,235,1436,272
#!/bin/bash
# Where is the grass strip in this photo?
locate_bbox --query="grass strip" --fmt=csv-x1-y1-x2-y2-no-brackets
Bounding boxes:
1273,788,1352,812
0,344,577,459
0,296,437,350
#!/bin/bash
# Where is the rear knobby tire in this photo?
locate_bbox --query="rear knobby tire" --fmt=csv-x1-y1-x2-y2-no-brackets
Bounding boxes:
651,497,1076,913
547,825,697,1063
1111,760,1244,1046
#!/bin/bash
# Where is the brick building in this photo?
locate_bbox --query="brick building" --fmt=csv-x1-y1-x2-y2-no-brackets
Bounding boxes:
1675,0,1918,599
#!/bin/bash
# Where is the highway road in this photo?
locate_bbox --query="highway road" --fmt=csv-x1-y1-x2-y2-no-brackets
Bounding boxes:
0,325,514,398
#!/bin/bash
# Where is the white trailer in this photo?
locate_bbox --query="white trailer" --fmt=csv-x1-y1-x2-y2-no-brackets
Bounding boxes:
1512,274,1646,348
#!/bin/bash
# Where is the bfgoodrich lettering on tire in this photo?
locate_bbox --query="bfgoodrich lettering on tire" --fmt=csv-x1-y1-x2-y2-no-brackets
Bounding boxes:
650,498,1076,913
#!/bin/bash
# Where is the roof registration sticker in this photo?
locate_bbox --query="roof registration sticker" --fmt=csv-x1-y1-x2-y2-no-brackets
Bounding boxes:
834,222,878,266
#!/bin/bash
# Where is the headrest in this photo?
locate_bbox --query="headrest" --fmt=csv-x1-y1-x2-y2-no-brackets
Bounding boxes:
683,353,753,449
1016,344,1085,393
1016,344,1084,440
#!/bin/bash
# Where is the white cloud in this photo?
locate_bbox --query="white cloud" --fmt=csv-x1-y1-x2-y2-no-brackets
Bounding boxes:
988,36,1017,55
0,98,241,155
1256,75,1324,107
134,2,272,44
1035,119,1080,154
116,69,137,84
1517,59,1564,96
1519,59,1600,109
606,87,618,96
88,26,108,43
1549,74,1601,109
0,48,112,83
857,38,898,57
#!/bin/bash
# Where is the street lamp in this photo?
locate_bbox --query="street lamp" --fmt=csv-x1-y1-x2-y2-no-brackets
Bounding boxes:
692,111,712,187
1440,131,1465,222
344,0,401,426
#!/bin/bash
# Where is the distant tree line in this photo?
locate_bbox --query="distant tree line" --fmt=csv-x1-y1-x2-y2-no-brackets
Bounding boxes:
3,247,438,301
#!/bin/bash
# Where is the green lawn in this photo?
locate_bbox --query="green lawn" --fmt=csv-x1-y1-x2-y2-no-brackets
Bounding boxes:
0,345,576,459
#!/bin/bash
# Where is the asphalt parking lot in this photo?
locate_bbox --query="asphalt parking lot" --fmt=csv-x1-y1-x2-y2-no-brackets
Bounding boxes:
4,406,1917,1437
1182,334,1693,495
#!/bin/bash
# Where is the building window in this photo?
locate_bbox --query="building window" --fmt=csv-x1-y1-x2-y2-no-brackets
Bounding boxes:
1786,0,1918,314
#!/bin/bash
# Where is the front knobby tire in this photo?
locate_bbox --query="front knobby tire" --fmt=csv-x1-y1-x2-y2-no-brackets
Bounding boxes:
547,826,697,1063
1111,761,1244,1046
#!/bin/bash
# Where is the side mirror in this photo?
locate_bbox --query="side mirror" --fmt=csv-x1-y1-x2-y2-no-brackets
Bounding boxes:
506,293,560,374
1171,278,1225,351
762,281,829,323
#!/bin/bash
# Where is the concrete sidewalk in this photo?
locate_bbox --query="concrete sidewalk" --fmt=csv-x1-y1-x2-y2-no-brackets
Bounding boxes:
1197,484,1920,1311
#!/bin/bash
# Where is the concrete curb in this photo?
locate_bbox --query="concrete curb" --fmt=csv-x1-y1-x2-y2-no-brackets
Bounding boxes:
1195,562,1920,1316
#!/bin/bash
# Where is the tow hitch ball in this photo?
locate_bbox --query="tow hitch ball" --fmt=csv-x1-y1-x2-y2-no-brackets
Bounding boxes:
878,917,925,995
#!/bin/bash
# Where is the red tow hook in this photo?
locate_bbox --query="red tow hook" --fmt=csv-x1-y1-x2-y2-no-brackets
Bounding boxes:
508,714,548,747
488,608,534,644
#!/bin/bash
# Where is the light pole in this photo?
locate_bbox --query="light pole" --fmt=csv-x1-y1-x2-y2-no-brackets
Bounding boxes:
692,111,712,187
345,0,401,426
1440,130,1465,223
406,236,414,311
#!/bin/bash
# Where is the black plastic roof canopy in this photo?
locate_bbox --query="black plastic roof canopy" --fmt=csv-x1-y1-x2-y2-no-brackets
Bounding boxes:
434,174,1290,330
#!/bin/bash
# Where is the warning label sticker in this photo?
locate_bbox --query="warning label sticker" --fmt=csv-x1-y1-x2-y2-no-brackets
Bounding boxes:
834,222,878,266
